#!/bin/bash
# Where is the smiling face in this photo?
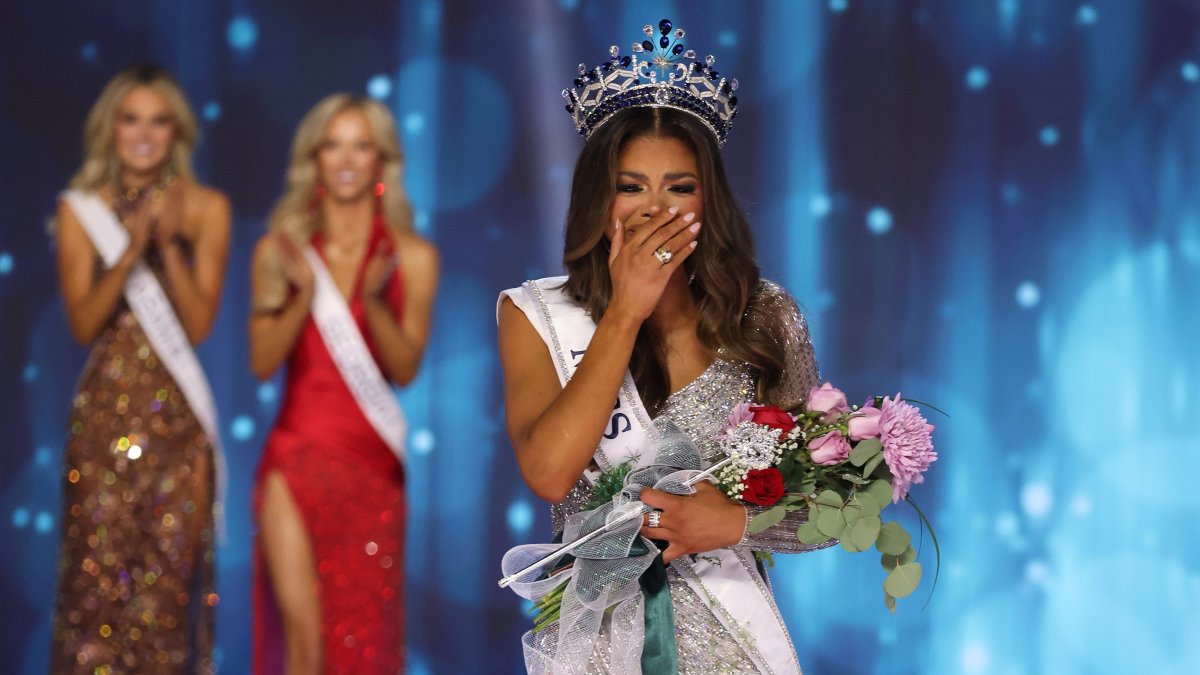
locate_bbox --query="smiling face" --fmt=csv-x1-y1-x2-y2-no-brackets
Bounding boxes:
315,108,382,203
112,86,176,177
607,134,704,238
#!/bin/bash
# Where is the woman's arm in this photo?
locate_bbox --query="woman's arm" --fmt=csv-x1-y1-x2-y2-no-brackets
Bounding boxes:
248,233,314,380
160,186,231,344
500,207,701,503
56,199,151,345
738,282,832,553
361,233,440,386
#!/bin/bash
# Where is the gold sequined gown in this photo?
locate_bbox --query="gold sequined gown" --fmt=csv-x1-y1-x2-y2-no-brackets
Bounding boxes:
548,281,832,674
50,245,216,674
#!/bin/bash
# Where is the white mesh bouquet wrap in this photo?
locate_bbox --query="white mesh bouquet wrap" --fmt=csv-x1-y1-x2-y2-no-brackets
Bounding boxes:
500,424,711,674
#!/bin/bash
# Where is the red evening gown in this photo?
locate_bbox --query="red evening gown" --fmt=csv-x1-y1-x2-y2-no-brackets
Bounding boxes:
253,217,406,674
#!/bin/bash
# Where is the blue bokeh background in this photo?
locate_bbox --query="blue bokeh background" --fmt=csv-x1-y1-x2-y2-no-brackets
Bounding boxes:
3,0,1198,672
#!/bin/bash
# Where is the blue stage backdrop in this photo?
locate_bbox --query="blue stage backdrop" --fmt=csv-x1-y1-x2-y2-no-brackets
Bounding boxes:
3,1,1198,673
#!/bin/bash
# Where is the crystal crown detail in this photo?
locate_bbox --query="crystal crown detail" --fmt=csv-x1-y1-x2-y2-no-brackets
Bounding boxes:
563,18,739,146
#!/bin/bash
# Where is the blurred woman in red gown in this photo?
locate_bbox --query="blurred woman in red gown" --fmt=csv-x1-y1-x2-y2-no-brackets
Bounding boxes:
248,93,438,674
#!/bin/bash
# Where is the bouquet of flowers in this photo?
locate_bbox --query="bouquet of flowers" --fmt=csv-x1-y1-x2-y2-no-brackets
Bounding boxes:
716,383,939,611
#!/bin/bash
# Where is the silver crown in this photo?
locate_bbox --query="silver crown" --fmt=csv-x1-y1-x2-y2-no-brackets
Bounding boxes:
562,18,740,146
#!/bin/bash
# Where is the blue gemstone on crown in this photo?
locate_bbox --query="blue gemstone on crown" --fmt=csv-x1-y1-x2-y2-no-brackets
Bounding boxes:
561,18,740,146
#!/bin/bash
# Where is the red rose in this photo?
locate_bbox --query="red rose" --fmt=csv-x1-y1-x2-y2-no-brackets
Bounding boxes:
749,405,796,441
741,468,785,506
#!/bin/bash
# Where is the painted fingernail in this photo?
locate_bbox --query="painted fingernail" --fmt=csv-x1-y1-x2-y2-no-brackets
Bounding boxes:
683,212,695,222
668,206,680,214
689,222,701,233
689,241,698,249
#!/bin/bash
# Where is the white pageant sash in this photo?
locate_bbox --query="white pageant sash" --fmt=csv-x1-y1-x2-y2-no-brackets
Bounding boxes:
499,277,802,674
63,190,228,537
303,246,408,465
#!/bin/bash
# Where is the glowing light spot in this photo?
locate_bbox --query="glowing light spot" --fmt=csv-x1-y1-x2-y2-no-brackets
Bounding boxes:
414,210,431,232
403,112,426,134
507,499,534,534
994,512,1018,538
202,101,222,121
809,194,832,217
80,41,99,63
367,74,393,100
257,382,277,404
226,16,258,52
35,446,53,466
35,511,55,533
128,445,143,460
12,508,30,528
717,31,738,47
829,0,849,12
965,66,989,91
22,363,38,383
1071,494,1093,516
1025,559,1049,584
411,428,435,455
1015,281,1041,308
1039,125,1060,146
230,415,255,441
866,207,893,235
1020,482,1053,518
1076,4,1098,25
1001,182,1021,205
365,541,379,555
1182,61,1200,83
961,642,991,672
0,252,13,274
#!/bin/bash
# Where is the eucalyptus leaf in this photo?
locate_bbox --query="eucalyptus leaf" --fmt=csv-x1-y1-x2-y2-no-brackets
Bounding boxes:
875,521,912,556
795,519,831,545
880,544,917,571
885,592,897,614
841,514,881,552
863,452,885,478
849,438,883,467
748,506,787,534
839,473,869,486
884,562,923,598
859,480,893,512
817,507,846,538
798,481,817,496
841,499,865,525
815,490,844,508
851,492,881,517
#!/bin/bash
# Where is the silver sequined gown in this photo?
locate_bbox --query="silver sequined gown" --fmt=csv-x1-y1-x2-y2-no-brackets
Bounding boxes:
550,281,832,674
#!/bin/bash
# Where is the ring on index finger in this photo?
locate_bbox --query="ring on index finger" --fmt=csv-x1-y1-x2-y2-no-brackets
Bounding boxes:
647,511,662,528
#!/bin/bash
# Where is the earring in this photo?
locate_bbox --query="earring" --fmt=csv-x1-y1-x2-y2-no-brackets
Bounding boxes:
309,183,327,214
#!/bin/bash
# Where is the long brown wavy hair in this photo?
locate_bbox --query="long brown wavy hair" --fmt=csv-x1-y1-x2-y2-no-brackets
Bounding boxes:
562,107,786,415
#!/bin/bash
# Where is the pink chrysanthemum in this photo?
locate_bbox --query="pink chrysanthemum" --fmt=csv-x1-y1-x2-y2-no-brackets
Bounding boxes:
879,394,937,503
723,401,754,434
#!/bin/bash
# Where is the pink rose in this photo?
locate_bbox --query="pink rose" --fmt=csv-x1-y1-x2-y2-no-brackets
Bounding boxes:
806,382,850,421
808,429,851,466
847,405,883,441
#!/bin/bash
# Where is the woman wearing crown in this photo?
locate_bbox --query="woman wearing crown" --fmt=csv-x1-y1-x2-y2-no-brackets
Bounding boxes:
248,94,438,674
498,19,829,675
50,65,230,673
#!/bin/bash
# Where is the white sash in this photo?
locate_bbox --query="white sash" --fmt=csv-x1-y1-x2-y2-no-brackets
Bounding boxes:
63,190,228,537
499,276,802,674
303,246,407,465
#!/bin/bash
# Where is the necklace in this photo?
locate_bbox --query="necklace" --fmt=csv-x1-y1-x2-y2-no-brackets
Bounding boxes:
113,169,177,220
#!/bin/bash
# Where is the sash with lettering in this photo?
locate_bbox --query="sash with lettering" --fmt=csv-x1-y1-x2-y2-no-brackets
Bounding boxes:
500,276,803,675
62,190,228,536
302,246,408,464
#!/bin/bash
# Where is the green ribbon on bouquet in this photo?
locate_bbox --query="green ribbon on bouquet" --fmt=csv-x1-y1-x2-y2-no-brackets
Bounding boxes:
637,540,679,675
